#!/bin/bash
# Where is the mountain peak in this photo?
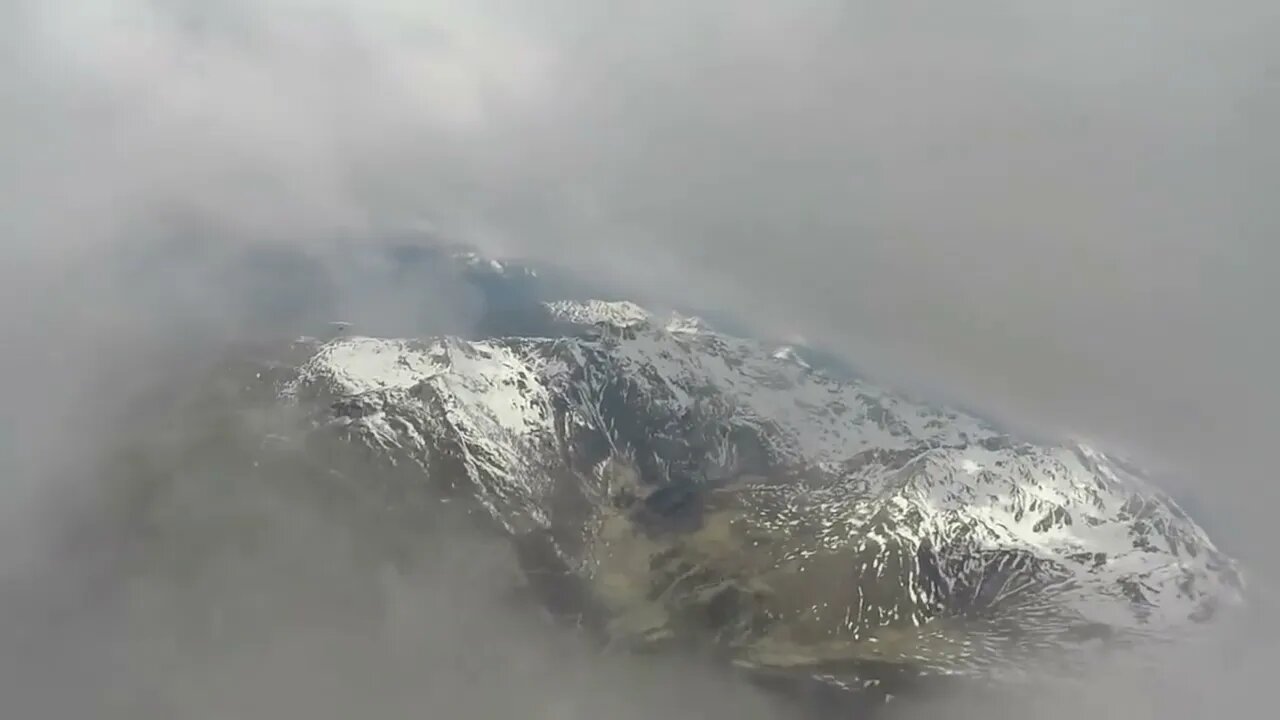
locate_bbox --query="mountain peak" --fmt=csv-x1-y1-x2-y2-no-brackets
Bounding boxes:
282,293,1243,697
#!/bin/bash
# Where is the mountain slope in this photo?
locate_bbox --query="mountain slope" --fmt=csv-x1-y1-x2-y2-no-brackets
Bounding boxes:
283,298,1243,694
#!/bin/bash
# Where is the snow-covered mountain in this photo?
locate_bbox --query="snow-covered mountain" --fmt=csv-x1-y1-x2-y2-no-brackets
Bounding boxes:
281,286,1242,698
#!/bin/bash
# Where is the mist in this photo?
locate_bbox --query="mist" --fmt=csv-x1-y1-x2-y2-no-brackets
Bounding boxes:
2,0,1278,717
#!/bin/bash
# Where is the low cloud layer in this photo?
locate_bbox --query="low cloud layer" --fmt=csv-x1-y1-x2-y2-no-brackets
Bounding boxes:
2,1,1278,717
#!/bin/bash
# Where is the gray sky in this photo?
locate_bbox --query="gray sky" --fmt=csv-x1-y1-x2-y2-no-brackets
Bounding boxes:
7,0,1277,467
2,1,1279,717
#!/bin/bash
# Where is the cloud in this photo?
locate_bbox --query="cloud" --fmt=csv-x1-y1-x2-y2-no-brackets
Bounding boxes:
15,0,1268,482
2,0,1278,717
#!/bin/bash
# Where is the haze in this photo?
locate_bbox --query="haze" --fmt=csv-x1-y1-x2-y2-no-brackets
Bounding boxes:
1,1,1277,717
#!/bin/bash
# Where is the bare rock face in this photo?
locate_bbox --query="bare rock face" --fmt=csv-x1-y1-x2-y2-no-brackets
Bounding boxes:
280,295,1243,698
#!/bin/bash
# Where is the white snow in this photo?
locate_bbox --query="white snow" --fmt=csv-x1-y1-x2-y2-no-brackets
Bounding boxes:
289,297,1243,641
545,299,651,328
297,337,445,394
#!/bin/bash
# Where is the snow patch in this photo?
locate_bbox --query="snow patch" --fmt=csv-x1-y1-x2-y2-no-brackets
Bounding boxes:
545,299,651,328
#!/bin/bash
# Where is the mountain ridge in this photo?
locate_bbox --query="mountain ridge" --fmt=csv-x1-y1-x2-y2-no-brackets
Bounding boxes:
281,293,1243,695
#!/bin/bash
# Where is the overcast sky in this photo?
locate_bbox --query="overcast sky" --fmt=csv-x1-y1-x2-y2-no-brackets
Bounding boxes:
6,0,1277,472
2,1,1279,717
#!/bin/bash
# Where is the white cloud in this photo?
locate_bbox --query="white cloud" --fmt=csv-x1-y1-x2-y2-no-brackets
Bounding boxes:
2,1,1278,716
